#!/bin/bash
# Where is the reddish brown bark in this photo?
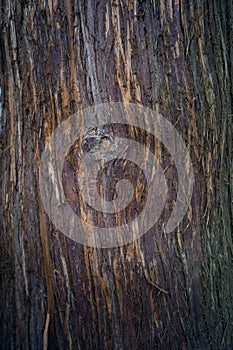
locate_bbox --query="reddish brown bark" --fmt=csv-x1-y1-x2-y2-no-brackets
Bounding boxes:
0,1,232,349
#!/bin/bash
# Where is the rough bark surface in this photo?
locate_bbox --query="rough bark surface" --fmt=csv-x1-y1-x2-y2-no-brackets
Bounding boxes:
0,1,232,349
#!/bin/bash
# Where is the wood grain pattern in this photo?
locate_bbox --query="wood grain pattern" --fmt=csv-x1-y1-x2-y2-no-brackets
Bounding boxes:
0,0,232,349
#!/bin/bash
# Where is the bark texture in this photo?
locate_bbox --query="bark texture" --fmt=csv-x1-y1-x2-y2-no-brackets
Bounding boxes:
0,0,232,349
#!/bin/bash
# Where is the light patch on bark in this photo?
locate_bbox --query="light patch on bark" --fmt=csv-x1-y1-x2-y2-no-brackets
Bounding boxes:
43,313,50,350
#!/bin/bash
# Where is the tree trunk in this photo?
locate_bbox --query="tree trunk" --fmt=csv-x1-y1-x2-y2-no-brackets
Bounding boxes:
0,1,232,349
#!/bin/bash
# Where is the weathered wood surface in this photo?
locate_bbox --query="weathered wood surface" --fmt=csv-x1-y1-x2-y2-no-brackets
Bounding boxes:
0,1,232,349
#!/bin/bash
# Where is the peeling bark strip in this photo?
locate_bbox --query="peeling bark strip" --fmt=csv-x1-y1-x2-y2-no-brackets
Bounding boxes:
0,1,232,349
43,313,50,350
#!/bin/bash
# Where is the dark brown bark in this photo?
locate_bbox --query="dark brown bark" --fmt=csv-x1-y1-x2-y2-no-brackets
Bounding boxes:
0,1,232,349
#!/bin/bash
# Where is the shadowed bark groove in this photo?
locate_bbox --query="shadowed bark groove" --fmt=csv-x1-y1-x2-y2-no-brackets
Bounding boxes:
0,1,232,349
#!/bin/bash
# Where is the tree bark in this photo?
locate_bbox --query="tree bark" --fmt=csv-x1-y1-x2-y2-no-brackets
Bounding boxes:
0,1,232,349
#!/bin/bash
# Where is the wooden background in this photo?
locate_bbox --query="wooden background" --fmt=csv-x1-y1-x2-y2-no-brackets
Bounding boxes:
0,0,232,349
